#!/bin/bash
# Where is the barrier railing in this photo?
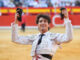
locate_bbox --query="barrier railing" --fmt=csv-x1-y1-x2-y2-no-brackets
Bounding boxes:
0,7,80,14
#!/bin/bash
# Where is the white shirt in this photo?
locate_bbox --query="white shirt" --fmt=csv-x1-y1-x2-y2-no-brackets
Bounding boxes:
11,18,73,56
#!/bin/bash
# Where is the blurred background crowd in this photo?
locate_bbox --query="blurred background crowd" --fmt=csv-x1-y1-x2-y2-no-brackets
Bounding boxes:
0,0,80,8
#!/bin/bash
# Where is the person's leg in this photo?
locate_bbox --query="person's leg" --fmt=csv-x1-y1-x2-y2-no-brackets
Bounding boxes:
21,23,25,32
23,23,25,32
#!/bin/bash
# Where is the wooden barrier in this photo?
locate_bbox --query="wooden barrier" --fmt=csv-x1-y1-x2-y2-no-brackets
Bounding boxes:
0,14,80,27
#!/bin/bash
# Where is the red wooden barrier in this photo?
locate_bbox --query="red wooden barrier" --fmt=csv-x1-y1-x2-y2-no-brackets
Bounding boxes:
0,14,80,27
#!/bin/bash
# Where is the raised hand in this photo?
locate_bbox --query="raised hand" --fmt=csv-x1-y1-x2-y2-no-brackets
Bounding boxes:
62,9,69,19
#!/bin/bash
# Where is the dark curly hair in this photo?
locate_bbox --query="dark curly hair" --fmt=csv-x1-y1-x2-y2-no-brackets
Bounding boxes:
36,14,51,24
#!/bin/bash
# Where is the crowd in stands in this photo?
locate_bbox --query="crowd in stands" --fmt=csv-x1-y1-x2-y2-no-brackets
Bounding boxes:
0,0,80,7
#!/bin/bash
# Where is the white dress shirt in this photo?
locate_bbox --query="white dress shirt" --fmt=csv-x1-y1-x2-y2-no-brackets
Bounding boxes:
11,18,73,56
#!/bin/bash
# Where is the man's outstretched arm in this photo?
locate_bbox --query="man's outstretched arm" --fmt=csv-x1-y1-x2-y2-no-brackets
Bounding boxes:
54,9,73,44
11,13,35,45
55,18,73,44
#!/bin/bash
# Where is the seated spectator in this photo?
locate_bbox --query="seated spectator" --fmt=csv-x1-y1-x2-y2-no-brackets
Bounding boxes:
36,0,48,7
2,0,15,7
0,0,4,7
7,0,15,7
7,2,15,7
21,0,29,7
13,0,22,7
75,1,80,6
46,0,53,7
35,3,48,7
3,0,10,7
59,1,66,7
29,0,38,7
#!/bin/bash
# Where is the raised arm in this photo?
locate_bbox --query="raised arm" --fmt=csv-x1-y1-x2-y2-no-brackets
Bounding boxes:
11,23,36,45
54,18,73,44
56,9,73,44
11,13,35,45
51,9,73,44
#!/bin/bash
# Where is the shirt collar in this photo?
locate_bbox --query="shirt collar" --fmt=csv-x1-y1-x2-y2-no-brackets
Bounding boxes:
38,31,49,36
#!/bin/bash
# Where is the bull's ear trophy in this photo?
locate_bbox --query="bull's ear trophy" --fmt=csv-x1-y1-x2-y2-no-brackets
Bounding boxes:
60,7,66,20
16,8,23,22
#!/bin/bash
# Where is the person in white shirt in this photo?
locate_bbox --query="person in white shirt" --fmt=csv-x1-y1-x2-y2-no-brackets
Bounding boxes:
11,8,73,60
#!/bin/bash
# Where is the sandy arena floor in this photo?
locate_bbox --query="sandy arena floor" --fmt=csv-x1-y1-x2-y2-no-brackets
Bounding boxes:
0,27,80,60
